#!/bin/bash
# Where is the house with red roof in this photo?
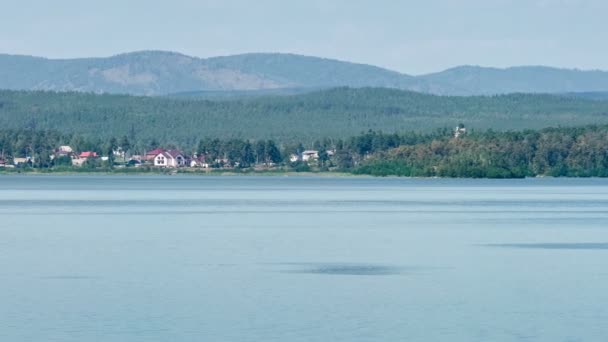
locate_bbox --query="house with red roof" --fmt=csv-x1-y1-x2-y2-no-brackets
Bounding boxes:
79,151,98,159
153,149,186,168
146,148,165,161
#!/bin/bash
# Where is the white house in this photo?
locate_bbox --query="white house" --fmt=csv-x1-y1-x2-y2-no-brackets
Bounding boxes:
454,125,467,138
190,154,209,168
13,157,32,166
154,150,186,168
301,150,319,162
289,154,300,162
58,145,73,153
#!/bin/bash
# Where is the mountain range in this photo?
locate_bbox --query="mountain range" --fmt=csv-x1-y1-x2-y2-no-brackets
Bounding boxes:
2,50,608,96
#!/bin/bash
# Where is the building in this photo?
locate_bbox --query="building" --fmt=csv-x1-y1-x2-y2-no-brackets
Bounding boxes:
0,158,14,168
112,147,126,159
454,125,467,138
190,154,209,168
58,146,73,153
302,150,319,162
13,157,32,166
71,151,98,167
79,151,98,159
154,150,186,168
53,146,74,159
146,148,166,161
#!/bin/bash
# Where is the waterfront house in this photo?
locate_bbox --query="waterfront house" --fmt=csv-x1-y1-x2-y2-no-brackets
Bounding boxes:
54,146,74,160
146,148,165,161
79,151,98,159
71,151,98,167
58,146,73,153
302,150,319,162
190,154,209,168
154,150,186,168
13,157,32,166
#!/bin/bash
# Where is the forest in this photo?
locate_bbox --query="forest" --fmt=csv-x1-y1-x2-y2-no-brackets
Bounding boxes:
3,125,608,178
2,88,608,147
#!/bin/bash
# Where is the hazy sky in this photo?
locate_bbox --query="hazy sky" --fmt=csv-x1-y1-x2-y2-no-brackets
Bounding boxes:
1,0,606,74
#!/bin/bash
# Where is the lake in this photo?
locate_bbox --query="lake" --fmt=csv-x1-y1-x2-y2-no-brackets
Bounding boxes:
1,175,608,341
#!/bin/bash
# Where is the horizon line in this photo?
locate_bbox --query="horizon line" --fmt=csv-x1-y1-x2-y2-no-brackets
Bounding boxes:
1,49,607,76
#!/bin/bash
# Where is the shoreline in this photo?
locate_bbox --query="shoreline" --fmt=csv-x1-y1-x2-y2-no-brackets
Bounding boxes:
0,168,588,180
0,169,362,178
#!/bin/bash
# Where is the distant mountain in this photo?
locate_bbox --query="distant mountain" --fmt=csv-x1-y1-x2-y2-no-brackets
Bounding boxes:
560,91,608,101
420,66,608,95
2,51,608,95
0,51,422,96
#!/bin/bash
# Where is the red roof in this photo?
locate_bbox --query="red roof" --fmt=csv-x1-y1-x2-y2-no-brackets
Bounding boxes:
146,148,166,156
79,151,98,158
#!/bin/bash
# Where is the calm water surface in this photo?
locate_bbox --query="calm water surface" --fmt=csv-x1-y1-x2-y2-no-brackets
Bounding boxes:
1,175,608,341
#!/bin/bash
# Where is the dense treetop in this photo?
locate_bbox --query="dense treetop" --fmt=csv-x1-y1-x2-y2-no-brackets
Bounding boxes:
2,88,608,148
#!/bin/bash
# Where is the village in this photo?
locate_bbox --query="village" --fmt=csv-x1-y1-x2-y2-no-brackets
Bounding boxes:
0,126,467,170
0,145,334,170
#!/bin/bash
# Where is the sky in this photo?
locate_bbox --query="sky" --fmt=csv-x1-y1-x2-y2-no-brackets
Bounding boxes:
0,0,606,74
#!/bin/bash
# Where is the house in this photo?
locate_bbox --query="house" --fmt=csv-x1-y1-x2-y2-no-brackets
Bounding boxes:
54,146,74,158
0,158,14,168
79,151,98,159
302,150,319,162
71,151,98,167
58,145,73,153
13,157,32,166
190,154,209,168
112,147,126,159
454,125,467,138
146,148,165,161
289,154,300,163
54,150,72,158
154,150,186,168
51,145,74,160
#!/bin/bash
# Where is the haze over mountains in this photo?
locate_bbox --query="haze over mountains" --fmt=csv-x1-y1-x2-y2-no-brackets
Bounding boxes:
3,51,608,96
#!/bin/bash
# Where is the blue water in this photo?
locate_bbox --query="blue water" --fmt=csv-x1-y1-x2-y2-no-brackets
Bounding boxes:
1,175,608,341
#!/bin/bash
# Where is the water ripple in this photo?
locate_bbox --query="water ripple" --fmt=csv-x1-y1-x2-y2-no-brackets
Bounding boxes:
482,243,608,250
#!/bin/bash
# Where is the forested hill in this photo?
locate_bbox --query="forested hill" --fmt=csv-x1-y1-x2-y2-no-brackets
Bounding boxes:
0,51,420,96
3,51,608,95
419,66,608,95
2,87,608,146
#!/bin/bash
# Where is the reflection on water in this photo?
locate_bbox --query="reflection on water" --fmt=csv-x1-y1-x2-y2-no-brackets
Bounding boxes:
40,275,101,280
275,263,407,276
483,242,608,250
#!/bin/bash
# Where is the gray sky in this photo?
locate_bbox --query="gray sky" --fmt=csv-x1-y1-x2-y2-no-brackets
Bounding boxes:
1,0,606,74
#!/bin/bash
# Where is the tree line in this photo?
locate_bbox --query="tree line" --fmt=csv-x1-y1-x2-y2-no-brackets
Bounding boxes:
4,125,608,178
355,126,608,178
